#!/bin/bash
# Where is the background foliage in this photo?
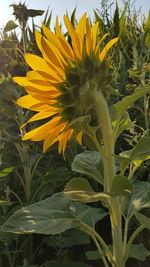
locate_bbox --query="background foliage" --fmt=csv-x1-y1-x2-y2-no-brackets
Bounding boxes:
0,0,150,266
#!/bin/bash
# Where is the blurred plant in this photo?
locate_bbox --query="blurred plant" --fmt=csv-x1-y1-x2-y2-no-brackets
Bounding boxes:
10,2,44,53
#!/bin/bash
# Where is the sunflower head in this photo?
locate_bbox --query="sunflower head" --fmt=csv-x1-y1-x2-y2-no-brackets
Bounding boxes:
13,13,118,154
56,55,112,125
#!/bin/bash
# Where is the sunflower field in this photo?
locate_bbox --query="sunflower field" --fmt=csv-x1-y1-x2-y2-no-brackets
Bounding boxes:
0,1,150,267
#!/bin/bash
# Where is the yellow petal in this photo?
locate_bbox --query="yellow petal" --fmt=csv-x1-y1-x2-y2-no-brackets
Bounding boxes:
26,70,54,85
24,54,51,74
20,108,57,129
35,31,66,68
58,129,73,155
42,23,74,60
91,22,99,51
64,15,75,38
16,95,41,109
16,94,54,111
58,36,75,60
23,116,61,141
76,131,83,145
75,13,87,58
42,61,64,77
13,76,59,93
86,19,92,54
95,33,109,54
55,16,63,37
27,91,59,102
27,69,61,84
99,38,118,61
55,17,75,60
64,15,81,59
76,13,87,41
27,70,46,81
43,123,66,152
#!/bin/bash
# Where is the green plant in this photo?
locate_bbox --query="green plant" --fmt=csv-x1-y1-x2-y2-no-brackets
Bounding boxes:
0,2,150,267
1,9,150,267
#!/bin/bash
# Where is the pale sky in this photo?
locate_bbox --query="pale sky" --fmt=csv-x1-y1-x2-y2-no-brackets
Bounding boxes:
0,0,150,30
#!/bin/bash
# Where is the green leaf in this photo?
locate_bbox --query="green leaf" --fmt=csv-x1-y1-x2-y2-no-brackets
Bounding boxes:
47,228,90,248
64,178,112,203
4,20,18,32
0,200,13,206
44,261,91,267
94,9,101,23
114,136,150,174
2,193,74,235
114,150,133,174
42,8,52,28
127,182,150,217
113,2,120,36
112,87,150,139
129,243,150,261
111,110,132,140
72,201,107,228
136,212,150,230
0,167,15,178
130,136,150,160
71,151,103,183
1,40,17,49
86,250,101,260
111,175,133,196
2,193,103,234
65,177,94,193
119,6,127,39
27,9,44,17
71,7,77,27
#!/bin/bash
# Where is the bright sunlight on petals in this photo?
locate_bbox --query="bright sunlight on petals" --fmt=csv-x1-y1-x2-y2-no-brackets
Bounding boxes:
13,13,118,155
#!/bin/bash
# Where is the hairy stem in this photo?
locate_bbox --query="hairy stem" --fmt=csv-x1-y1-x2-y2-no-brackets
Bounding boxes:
92,89,124,267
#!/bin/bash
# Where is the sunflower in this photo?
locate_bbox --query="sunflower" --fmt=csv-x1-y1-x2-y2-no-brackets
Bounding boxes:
13,13,118,154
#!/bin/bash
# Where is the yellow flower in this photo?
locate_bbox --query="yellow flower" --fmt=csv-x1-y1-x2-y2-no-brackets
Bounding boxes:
13,14,118,154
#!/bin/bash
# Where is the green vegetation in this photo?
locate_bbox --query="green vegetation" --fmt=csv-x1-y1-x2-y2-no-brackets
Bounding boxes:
0,1,150,266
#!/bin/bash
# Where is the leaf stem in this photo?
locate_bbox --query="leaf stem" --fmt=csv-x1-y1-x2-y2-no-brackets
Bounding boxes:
90,232,109,267
9,189,23,205
123,225,144,261
77,219,115,265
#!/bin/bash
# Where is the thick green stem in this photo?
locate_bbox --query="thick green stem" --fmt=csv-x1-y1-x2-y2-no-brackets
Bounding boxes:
110,199,124,267
92,89,124,267
92,90,115,191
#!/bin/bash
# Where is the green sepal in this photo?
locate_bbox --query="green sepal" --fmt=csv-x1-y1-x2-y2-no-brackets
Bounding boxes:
66,115,100,136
